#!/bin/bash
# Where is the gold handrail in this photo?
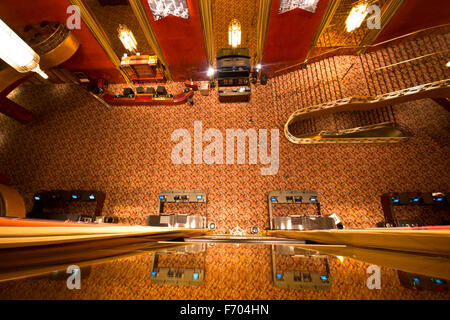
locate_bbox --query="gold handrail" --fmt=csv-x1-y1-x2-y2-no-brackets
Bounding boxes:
284,79,450,144
275,23,450,75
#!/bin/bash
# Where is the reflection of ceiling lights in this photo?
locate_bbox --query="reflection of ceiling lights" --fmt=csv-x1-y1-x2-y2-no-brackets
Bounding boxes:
346,3,369,32
228,19,241,48
147,0,189,21
118,24,137,53
0,18,48,79
278,0,320,14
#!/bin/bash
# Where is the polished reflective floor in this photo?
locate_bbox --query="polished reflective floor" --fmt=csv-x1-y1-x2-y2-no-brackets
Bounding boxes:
0,242,449,300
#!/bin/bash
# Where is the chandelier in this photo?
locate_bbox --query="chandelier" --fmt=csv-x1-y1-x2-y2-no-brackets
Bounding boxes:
228,19,241,48
118,24,137,53
0,18,48,79
345,2,369,32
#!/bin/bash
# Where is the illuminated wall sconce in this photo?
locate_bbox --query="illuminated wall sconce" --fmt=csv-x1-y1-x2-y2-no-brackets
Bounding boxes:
0,18,48,79
255,63,261,71
118,24,137,53
345,2,369,32
207,66,215,77
228,19,241,48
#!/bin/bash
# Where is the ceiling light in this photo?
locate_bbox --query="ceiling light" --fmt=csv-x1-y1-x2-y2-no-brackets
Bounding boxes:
345,3,369,32
118,24,137,53
0,18,48,79
228,19,241,48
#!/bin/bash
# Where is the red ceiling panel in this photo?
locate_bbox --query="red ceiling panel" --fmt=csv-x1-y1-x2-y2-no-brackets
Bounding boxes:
141,0,208,81
262,0,330,71
0,0,124,83
375,0,450,43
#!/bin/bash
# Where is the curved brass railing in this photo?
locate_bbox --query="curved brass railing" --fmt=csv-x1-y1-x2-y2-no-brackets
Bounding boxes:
285,79,450,144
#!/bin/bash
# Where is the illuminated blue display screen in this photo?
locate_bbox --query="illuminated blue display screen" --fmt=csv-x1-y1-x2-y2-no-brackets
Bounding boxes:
393,199,400,203
71,195,78,199
270,197,277,202
34,196,40,201
159,196,165,200
192,273,199,280
320,276,328,281
196,195,203,200
151,272,157,277
276,273,282,280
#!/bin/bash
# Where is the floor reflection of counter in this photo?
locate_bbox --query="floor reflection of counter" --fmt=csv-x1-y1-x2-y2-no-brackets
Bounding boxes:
271,245,331,290
150,244,206,286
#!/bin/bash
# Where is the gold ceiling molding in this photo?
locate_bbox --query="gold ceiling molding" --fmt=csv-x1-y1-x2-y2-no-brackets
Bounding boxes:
305,0,341,63
68,0,132,84
255,0,272,64
199,0,215,66
358,0,404,54
128,0,172,81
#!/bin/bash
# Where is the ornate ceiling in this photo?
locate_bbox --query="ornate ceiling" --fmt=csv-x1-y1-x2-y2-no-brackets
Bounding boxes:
0,0,448,83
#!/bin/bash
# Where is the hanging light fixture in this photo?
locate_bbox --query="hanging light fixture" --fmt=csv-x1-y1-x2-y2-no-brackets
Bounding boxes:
345,2,369,32
0,18,48,79
118,24,137,53
228,19,241,48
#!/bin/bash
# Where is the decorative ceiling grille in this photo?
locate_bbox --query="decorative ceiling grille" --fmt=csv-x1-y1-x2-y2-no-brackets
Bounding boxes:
278,0,320,14
147,0,189,21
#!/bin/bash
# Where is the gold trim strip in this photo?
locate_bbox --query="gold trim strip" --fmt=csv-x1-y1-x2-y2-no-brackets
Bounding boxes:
199,0,215,67
128,0,172,81
255,0,273,64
